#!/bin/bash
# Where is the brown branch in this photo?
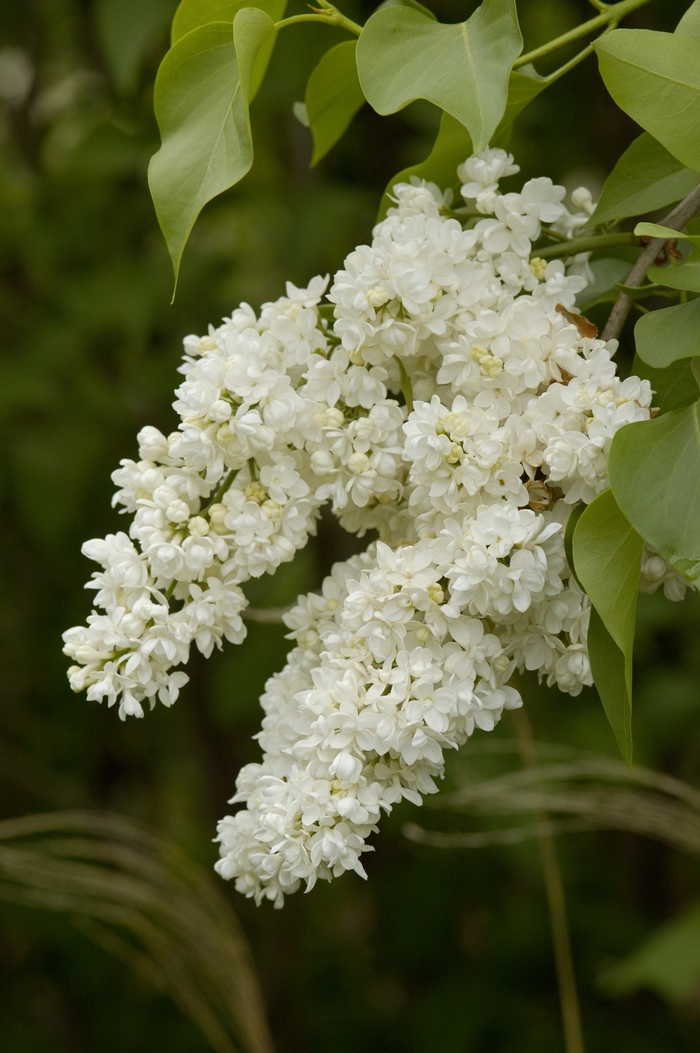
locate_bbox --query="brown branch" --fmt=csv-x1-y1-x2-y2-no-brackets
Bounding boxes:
601,183,700,342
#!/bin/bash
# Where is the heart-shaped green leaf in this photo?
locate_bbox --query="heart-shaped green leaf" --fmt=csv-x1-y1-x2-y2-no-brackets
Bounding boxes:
573,490,643,658
648,262,700,292
498,66,545,126
633,354,699,415
305,41,365,166
378,111,471,219
377,68,543,220
377,0,436,20
573,488,643,764
587,609,632,766
609,401,700,582
677,0,700,40
591,133,700,228
563,502,586,591
171,0,284,44
149,11,276,293
635,221,700,245
577,258,633,310
595,30,700,173
171,0,285,98
356,0,522,154
635,296,700,369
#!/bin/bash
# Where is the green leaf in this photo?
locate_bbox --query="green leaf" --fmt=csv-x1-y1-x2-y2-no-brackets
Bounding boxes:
635,295,700,368
595,30,700,173
376,68,544,220
171,0,284,98
608,400,700,581
148,12,275,292
171,0,285,44
573,490,643,657
96,0,176,93
573,489,643,765
577,257,631,309
485,65,548,161
563,502,586,591
356,0,522,154
378,111,470,219
305,42,365,166
377,0,437,21
633,353,699,414
601,901,700,1004
588,609,632,766
676,0,700,41
634,221,700,244
292,101,309,126
495,67,547,136
648,261,700,292
591,133,700,228
648,222,700,290
692,358,700,388
616,281,666,299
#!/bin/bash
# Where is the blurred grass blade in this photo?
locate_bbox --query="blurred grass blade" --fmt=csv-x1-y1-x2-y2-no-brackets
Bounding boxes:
420,741,700,858
0,811,274,1053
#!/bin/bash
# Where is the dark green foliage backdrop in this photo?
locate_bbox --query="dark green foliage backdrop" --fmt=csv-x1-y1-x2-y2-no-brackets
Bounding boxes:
2,0,700,1050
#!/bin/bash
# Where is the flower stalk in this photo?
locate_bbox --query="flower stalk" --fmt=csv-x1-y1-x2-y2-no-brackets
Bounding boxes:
275,1,362,36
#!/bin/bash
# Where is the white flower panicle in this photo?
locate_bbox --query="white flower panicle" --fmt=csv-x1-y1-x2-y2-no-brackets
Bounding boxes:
64,276,333,719
215,541,522,906
65,149,687,903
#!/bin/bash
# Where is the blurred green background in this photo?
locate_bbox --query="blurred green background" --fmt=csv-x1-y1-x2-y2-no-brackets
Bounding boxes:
2,0,700,1049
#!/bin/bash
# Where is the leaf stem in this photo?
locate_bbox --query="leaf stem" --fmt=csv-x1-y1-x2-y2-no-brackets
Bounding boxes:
514,0,653,69
534,232,635,260
602,183,700,340
275,3,362,36
541,43,595,86
511,707,586,1053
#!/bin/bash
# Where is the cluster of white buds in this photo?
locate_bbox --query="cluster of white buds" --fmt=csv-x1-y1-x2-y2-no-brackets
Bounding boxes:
65,148,691,906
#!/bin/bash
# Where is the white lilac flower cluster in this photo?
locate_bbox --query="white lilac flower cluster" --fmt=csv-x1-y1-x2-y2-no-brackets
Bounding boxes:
64,148,691,907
